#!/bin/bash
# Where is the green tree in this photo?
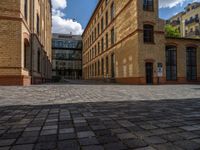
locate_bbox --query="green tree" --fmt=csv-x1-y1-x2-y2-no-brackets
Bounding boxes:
165,24,181,38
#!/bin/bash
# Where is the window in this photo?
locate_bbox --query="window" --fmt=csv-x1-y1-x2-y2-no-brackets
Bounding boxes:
106,11,108,26
98,42,100,54
98,60,100,75
24,0,28,21
106,33,109,49
186,47,197,81
143,24,154,43
37,50,41,73
101,58,104,76
111,28,115,45
37,14,40,35
110,2,115,20
101,17,104,32
143,0,154,11
106,56,109,75
24,42,28,69
98,23,100,35
166,46,177,81
101,38,104,51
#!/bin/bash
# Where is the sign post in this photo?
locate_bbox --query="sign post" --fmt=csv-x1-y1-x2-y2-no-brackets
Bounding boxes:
157,63,163,85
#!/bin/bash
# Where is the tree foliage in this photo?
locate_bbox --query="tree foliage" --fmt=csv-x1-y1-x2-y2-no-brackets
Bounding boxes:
165,25,181,38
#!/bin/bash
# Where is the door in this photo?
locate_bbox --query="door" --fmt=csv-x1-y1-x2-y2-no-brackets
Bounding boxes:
146,63,153,84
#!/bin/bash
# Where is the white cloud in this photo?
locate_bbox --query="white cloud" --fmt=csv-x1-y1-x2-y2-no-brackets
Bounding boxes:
52,0,67,9
51,0,83,35
159,0,186,8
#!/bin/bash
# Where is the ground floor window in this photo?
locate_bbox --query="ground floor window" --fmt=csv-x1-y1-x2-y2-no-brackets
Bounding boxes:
186,47,197,81
166,46,177,81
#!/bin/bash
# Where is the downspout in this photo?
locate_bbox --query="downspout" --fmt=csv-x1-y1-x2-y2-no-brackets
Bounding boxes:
30,0,35,83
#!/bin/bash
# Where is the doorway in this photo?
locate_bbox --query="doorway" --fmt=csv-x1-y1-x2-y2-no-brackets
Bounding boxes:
146,63,153,84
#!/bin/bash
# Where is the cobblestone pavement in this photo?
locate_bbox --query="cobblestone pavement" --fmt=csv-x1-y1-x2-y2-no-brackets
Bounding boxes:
0,84,200,150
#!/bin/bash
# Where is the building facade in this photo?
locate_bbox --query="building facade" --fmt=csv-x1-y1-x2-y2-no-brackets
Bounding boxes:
52,34,82,80
82,0,200,84
0,0,52,85
167,2,200,38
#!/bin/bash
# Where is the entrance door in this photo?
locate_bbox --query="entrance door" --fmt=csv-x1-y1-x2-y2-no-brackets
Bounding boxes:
146,63,153,84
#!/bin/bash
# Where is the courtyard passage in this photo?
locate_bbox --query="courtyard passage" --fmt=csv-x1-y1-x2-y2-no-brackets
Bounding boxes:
0,84,200,150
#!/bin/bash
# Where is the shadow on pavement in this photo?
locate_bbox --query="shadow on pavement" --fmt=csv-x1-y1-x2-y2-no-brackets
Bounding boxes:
0,98,200,150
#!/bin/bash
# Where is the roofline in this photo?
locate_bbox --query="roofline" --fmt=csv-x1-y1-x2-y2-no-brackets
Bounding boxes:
82,0,102,36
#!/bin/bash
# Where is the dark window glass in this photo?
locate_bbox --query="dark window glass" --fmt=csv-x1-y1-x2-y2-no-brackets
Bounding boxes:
24,0,28,21
166,46,177,81
106,33,109,48
111,2,115,20
111,28,115,45
101,17,104,32
106,11,108,26
144,24,154,43
186,47,197,81
101,38,104,51
37,14,40,35
101,58,104,76
143,0,154,11
37,50,40,73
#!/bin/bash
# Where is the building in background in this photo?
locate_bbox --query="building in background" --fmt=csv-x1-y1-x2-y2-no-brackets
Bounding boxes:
167,2,200,38
82,0,200,84
0,0,52,85
52,34,82,80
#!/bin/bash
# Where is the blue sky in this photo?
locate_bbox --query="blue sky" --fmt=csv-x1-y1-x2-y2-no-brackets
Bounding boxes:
51,0,200,34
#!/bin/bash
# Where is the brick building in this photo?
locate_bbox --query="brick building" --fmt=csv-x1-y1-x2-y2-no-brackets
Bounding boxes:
167,2,200,38
82,0,200,84
0,0,52,85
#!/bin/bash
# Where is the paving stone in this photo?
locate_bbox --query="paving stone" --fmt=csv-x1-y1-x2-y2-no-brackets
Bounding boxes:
77,131,95,138
177,132,199,140
0,139,15,146
59,128,74,134
153,143,182,150
82,145,104,150
117,133,137,140
174,140,200,150
143,136,167,144
104,142,127,150
134,146,157,150
35,142,57,150
98,136,119,144
16,136,37,144
11,144,34,150
111,128,129,134
79,137,99,146
38,135,57,142
40,129,57,135
58,140,80,150
59,133,76,140
0,147,10,150
123,139,148,149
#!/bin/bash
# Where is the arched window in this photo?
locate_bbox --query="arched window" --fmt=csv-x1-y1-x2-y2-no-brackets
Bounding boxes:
143,24,154,43
166,46,177,81
186,47,197,81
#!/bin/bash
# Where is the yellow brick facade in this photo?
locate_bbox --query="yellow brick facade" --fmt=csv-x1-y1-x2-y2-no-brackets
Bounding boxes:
82,0,200,84
0,0,52,85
